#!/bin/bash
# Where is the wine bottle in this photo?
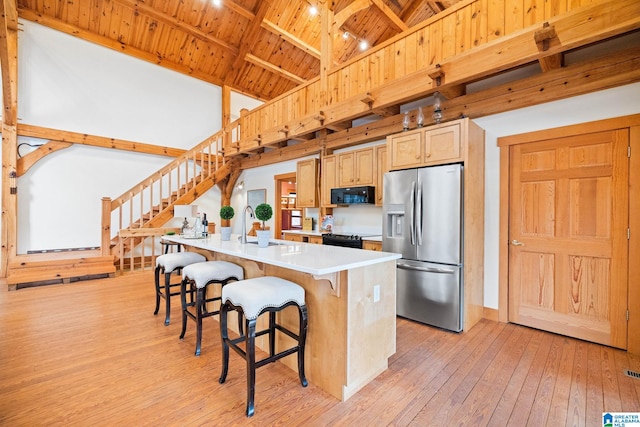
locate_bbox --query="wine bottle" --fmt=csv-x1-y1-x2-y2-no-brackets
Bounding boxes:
202,213,209,237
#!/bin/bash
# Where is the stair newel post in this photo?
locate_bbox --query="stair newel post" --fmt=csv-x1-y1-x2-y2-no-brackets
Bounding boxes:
101,197,112,257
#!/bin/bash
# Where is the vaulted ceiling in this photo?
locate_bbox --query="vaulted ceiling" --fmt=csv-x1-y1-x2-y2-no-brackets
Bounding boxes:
17,0,461,101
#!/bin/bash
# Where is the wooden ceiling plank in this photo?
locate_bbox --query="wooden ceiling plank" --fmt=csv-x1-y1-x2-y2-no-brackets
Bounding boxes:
223,0,256,21
225,0,273,85
262,19,321,59
334,0,370,30
245,53,308,85
370,0,408,32
17,8,227,87
112,0,239,55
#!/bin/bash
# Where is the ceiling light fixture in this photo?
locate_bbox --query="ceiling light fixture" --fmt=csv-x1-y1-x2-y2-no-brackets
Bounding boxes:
212,0,221,6
341,29,369,52
309,5,318,16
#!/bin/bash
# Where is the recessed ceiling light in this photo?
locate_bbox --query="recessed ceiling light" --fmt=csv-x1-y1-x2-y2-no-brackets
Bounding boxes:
309,5,318,16
359,40,368,51
342,31,350,40
212,0,221,6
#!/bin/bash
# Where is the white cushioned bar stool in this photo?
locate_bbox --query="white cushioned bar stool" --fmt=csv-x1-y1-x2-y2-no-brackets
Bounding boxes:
179,260,244,356
218,276,308,417
154,252,206,326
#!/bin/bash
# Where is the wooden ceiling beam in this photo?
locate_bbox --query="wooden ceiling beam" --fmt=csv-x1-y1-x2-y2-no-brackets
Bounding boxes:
244,53,308,85
223,0,256,20
370,0,408,32
333,0,369,30
113,0,238,55
261,19,321,59
16,141,72,176
226,0,272,85
427,1,445,14
17,124,187,158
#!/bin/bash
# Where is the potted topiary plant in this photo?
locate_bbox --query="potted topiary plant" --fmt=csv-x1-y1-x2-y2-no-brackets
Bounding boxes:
254,203,273,248
219,205,234,241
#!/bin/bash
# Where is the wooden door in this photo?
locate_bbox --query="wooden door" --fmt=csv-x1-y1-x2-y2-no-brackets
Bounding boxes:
508,129,629,349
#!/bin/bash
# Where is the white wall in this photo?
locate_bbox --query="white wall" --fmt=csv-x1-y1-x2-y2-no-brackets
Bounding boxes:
2,21,264,253
4,21,639,310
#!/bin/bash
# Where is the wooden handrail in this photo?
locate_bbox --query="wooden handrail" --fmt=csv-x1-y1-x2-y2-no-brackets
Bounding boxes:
102,131,226,259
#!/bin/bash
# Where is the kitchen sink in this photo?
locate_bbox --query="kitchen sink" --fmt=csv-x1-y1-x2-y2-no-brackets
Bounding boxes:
244,241,283,246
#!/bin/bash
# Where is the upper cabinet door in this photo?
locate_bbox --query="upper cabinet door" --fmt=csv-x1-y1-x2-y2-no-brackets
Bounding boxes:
338,152,355,187
354,148,375,186
296,158,319,208
388,129,423,170
423,123,461,165
321,155,337,207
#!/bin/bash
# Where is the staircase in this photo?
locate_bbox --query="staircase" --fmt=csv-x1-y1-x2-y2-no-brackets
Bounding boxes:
6,131,233,289
103,131,234,269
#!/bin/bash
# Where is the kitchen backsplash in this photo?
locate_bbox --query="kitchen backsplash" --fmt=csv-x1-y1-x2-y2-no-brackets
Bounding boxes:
305,205,383,235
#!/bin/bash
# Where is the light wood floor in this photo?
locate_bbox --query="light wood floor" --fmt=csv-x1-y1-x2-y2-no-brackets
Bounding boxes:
1,271,638,426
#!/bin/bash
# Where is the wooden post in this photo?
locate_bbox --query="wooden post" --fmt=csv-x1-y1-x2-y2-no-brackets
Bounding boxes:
101,197,112,257
0,0,19,278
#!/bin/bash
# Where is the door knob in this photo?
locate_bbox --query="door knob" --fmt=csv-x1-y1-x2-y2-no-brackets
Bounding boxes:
511,239,524,246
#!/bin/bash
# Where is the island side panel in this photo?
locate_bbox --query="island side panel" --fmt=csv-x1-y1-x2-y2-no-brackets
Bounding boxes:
343,260,397,400
263,264,349,401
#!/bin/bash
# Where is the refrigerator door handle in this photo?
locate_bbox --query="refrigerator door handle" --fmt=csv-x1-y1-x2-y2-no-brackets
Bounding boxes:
409,181,416,245
416,186,423,245
397,262,456,274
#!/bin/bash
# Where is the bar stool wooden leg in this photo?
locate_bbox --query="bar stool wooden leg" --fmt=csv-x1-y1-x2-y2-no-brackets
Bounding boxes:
246,318,257,417
153,266,162,315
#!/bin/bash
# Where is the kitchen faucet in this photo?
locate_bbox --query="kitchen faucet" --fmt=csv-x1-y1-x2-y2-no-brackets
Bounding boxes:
239,205,254,244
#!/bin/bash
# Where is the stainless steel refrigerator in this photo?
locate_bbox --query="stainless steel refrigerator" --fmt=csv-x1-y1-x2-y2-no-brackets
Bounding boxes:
382,163,463,332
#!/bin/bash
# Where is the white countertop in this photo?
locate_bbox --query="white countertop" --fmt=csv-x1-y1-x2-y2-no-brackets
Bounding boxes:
163,234,400,276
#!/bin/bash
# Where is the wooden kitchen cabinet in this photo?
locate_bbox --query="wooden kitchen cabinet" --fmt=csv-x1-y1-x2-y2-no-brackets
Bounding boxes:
282,232,323,244
283,234,302,242
375,145,387,206
363,240,382,251
308,235,323,244
424,122,461,165
338,147,374,187
321,155,337,207
388,128,423,170
388,120,464,170
296,158,319,207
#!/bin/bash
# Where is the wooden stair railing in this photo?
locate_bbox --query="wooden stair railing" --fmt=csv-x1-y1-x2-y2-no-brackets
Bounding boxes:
102,131,233,265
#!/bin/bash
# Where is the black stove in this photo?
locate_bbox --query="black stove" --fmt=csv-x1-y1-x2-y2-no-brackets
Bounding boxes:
322,233,376,249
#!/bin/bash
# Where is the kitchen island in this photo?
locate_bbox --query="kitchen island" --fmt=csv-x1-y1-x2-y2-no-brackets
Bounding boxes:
163,234,400,401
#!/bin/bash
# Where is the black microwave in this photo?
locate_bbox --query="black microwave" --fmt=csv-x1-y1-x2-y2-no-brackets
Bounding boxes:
330,186,375,205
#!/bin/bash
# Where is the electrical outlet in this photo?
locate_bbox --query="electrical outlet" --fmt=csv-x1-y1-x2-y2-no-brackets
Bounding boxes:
373,285,380,302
